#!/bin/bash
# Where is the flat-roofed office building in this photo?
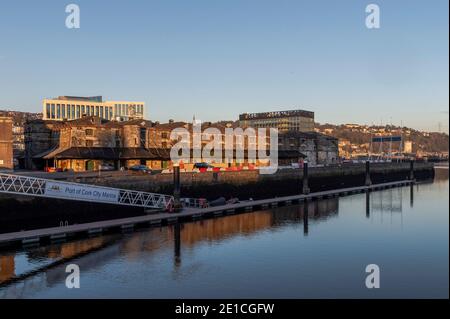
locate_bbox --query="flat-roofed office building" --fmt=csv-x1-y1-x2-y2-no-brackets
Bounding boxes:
42,96,145,121
239,109,315,132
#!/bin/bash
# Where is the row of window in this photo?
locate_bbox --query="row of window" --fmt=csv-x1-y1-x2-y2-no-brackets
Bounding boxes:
114,104,144,116
246,117,314,124
252,123,314,129
46,104,114,120
71,138,121,148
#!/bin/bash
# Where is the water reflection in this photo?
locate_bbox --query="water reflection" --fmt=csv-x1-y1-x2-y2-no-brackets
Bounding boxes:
364,186,414,227
0,235,120,298
174,223,181,267
371,188,403,213
303,203,309,236
0,198,340,290
0,171,448,298
0,236,112,285
434,166,449,182
0,256,14,283
366,191,370,218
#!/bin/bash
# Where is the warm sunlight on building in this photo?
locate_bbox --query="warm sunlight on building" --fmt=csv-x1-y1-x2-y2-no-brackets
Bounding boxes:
42,96,145,121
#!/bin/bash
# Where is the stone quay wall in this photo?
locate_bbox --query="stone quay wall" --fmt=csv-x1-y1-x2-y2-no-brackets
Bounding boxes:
63,162,434,200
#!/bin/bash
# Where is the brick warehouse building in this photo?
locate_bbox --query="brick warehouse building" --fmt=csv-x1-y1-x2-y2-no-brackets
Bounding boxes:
24,116,171,171
24,116,337,172
24,117,310,171
146,121,337,166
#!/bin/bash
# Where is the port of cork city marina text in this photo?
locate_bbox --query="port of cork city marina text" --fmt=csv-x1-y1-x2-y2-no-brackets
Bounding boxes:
0,95,446,244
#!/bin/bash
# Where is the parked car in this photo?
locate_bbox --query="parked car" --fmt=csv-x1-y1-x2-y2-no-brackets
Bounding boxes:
99,163,115,171
129,165,152,173
193,162,214,169
193,162,216,172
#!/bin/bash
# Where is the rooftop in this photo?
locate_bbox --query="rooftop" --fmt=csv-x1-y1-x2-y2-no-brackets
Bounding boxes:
239,109,314,121
55,96,103,102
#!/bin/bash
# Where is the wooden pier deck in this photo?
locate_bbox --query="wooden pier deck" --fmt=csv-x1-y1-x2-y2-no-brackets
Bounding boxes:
0,180,412,249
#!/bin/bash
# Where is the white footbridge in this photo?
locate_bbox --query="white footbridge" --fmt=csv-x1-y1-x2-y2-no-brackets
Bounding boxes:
0,173,174,210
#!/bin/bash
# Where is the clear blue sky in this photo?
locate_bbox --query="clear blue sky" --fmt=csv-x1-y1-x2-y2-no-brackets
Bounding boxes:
0,0,448,132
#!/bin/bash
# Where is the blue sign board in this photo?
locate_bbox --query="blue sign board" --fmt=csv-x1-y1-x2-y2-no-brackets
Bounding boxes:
372,136,402,142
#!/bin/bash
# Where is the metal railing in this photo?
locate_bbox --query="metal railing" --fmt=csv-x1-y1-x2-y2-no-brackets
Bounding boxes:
0,173,174,210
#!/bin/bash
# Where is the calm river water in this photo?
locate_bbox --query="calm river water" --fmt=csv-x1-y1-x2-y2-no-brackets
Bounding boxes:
0,168,448,298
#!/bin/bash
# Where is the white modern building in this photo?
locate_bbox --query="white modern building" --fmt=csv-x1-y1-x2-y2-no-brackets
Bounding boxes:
42,96,145,121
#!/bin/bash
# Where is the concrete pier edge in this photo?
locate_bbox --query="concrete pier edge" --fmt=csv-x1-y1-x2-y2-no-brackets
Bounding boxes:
0,180,414,250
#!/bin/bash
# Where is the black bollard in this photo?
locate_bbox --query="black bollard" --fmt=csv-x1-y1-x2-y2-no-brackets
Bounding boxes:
365,161,372,186
409,160,415,181
302,162,310,195
410,183,414,208
173,164,182,211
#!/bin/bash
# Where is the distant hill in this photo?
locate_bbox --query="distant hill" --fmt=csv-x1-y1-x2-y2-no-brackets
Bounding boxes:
0,110,42,126
315,123,449,154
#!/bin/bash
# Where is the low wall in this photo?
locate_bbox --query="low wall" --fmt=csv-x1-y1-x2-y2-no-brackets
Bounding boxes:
64,162,434,199
0,196,144,233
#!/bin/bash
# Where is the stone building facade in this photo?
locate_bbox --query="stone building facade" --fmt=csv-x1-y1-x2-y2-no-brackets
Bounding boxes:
147,121,306,167
277,131,339,166
25,117,305,171
24,117,166,171
0,116,14,170
0,110,41,168
146,121,338,166
24,116,337,171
